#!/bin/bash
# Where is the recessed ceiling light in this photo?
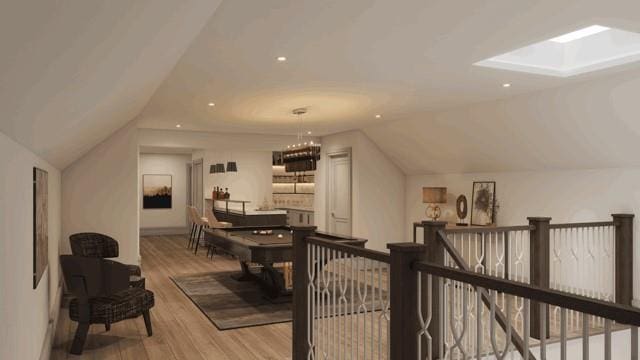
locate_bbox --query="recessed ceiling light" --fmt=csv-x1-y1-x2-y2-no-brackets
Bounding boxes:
375,114,382,119
208,102,215,107
502,83,511,88
277,56,287,62
307,131,312,135
549,25,610,44
175,124,182,128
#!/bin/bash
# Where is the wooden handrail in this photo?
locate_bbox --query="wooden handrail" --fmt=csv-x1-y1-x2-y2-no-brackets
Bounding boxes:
412,260,640,327
305,236,390,264
549,221,614,229
443,225,535,234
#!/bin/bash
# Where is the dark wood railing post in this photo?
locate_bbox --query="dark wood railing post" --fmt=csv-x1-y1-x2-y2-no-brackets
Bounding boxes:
422,220,448,357
612,214,634,306
388,242,427,360
292,226,317,360
528,217,551,340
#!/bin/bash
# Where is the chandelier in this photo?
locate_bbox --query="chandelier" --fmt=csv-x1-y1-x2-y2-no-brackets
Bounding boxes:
283,108,320,172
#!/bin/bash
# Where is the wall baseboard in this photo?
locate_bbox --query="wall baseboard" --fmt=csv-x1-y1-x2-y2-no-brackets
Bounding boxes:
38,282,63,360
140,226,188,236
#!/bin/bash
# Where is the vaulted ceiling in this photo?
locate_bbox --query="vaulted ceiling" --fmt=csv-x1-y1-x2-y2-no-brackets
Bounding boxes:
0,0,222,168
2,0,640,172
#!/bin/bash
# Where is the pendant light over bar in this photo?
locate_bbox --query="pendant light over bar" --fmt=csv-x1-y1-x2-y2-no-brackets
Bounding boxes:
283,107,321,172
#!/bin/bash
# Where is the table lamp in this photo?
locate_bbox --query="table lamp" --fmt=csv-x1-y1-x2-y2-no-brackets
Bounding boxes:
423,187,447,221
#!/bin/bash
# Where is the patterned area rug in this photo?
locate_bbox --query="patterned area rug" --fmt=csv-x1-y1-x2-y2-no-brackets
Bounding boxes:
171,271,388,331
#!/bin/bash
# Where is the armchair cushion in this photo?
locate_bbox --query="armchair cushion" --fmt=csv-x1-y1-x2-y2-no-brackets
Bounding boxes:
69,288,154,325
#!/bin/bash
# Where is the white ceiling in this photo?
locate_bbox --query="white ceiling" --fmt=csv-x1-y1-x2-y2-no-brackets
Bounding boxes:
137,0,640,137
364,68,640,174
0,0,222,168
3,0,640,173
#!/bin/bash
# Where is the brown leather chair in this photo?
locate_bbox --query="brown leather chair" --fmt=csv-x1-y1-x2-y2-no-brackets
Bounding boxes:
60,255,154,355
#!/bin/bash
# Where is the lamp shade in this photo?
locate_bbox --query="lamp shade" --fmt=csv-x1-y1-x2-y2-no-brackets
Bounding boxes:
226,161,237,172
422,187,447,204
210,165,217,174
216,163,225,173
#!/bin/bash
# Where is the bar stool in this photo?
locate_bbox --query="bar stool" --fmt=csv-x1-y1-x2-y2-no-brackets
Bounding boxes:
204,208,233,258
189,206,209,255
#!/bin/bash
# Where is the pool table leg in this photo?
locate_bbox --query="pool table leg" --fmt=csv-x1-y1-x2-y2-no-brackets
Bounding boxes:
231,261,257,282
261,263,288,300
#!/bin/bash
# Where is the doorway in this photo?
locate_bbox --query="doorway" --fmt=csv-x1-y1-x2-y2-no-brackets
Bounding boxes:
326,149,352,236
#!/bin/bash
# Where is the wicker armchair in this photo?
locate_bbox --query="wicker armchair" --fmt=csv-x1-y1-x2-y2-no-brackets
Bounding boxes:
60,255,155,355
69,232,142,279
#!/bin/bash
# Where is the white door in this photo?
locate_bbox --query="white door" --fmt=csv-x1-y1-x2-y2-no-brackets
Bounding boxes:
327,151,352,236
193,159,204,215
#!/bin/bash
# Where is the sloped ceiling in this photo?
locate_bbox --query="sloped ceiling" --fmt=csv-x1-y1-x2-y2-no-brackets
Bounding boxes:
3,0,640,174
137,0,640,139
363,68,640,175
0,0,222,168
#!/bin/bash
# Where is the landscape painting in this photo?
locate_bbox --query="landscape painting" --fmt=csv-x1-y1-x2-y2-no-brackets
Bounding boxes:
471,181,496,226
143,174,172,209
33,167,48,289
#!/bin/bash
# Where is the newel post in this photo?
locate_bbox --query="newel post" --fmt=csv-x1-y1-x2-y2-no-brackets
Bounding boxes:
388,243,427,360
612,214,634,306
422,220,447,356
292,226,317,360
528,217,551,340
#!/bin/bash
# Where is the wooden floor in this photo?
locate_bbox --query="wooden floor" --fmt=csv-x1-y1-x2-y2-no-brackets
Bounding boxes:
51,234,292,360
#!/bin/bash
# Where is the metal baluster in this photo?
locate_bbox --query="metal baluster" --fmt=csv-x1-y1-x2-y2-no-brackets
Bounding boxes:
350,254,355,359
476,288,482,360
540,303,547,360
632,327,638,360
308,244,315,359
561,308,567,360
417,273,433,360
582,313,589,360
331,249,340,358
440,277,446,360
370,258,375,359
449,281,468,359
604,319,611,360
523,298,530,360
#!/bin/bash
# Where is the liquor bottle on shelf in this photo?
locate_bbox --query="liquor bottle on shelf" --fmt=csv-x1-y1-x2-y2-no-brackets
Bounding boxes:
224,188,230,199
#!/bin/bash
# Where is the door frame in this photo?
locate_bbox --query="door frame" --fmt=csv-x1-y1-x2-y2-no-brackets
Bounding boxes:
325,148,352,236
192,158,204,215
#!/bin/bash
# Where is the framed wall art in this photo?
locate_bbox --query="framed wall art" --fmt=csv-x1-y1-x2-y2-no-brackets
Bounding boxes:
471,181,496,226
33,167,48,289
143,174,172,209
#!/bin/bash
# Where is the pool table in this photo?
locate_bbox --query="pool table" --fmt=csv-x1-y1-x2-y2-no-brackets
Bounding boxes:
202,225,366,299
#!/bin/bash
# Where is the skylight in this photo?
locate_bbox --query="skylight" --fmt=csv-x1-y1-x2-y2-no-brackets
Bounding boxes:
475,26,640,77
548,25,610,43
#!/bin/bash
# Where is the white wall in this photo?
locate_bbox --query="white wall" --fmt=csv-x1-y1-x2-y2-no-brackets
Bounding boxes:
406,167,640,300
0,131,62,360
139,153,192,229
62,123,139,265
195,150,273,210
315,130,405,251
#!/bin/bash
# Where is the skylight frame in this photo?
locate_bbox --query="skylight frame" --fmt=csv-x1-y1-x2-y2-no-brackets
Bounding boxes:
474,25,640,77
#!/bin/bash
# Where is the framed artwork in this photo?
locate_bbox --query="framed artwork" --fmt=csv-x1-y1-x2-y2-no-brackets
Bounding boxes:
143,174,172,209
471,181,496,226
33,167,49,289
